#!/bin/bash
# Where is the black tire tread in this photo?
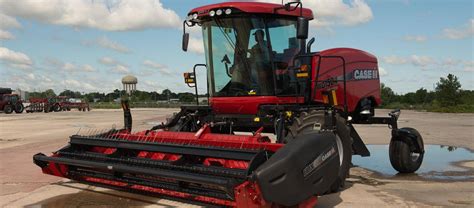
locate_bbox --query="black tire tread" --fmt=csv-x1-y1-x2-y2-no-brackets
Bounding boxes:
285,111,352,194
389,128,424,173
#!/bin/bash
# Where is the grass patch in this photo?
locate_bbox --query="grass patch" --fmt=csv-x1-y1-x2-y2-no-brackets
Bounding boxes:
90,102,198,109
380,103,474,113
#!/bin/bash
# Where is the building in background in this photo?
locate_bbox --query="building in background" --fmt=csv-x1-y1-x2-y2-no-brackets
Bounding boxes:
122,75,138,95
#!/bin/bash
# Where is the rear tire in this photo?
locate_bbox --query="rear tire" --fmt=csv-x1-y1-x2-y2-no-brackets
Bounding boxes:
4,105,13,114
53,104,61,112
389,127,424,173
284,110,352,194
14,103,24,113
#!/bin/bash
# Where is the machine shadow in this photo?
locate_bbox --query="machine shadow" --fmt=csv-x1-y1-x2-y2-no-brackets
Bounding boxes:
24,181,177,208
316,178,355,208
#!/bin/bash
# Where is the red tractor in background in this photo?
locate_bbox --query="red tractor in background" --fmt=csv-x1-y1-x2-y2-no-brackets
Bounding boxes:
34,1,425,207
0,88,24,114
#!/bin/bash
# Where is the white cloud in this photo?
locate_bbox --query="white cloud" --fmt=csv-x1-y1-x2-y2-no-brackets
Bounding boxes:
382,55,473,73
0,47,33,69
442,19,474,40
111,64,130,74
382,55,433,67
143,80,165,91
441,58,460,67
142,60,171,75
44,58,96,73
410,55,433,67
0,0,181,31
81,64,96,72
403,35,427,42
463,61,474,72
27,73,36,80
188,37,205,54
98,57,119,65
98,57,129,74
379,67,388,76
0,29,14,40
311,0,373,27
248,0,373,27
96,36,130,53
61,79,98,91
382,55,409,65
143,60,165,69
62,62,77,71
0,13,21,29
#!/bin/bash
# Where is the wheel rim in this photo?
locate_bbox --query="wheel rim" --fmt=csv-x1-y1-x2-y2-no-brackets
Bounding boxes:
335,134,344,166
410,152,421,162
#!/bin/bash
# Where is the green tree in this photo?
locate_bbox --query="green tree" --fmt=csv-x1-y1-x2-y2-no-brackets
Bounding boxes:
414,88,428,104
178,93,195,103
59,90,82,98
44,89,56,98
380,83,397,105
435,74,462,107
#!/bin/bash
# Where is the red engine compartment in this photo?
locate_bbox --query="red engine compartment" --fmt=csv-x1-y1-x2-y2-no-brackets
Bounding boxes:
313,48,381,113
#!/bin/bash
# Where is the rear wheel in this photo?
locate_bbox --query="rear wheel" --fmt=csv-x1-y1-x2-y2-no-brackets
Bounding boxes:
4,105,13,114
284,110,352,193
14,103,24,113
53,104,61,112
389,127,424,173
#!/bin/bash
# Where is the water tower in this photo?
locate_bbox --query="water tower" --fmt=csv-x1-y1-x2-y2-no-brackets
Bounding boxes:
122,75,138,95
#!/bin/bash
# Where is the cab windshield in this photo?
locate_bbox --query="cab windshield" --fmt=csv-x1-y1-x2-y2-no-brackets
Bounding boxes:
202,16,300,97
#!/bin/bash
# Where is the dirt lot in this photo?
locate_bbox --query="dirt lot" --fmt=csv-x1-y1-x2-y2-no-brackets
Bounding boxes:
0,109,473,207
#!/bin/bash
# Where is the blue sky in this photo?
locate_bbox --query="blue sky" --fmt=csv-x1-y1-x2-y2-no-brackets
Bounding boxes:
0,0,472,94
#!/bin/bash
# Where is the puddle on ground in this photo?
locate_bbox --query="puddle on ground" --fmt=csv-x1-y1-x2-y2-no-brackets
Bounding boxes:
353,145,474,180
25,190,153,208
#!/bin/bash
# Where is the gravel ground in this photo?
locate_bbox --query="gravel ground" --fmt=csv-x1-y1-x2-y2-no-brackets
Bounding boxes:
0,108,472,207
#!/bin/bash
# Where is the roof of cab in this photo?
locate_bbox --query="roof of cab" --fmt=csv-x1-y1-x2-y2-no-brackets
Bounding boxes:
188,2,314,20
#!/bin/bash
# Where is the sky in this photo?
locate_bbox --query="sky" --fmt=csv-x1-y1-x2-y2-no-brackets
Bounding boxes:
0,0,473,94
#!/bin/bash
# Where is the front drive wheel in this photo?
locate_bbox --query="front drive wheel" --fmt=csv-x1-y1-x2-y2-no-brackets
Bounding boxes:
284,111,352,194
389,127,424,173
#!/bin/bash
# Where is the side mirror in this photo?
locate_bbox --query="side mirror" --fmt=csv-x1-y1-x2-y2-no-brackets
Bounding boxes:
182,33,189,51
297,17,308,39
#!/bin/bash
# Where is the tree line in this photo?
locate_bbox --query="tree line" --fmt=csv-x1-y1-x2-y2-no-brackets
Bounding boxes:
28,89,199,103
381,74,473,112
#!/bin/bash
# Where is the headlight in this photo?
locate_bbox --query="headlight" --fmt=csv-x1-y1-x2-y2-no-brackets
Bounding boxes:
192,13,198,19
216,9,222,16
225,8,232,15
186,14,193,21
209,10,215,17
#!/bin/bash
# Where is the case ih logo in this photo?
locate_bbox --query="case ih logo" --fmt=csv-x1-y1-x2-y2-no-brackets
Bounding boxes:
353,69,378,80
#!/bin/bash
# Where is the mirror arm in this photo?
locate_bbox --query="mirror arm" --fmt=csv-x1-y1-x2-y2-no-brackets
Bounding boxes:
307,37,315,53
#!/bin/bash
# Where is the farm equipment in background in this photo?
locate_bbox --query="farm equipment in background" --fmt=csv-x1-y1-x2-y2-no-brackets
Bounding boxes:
66,98,91,112
26,98,60,113
26,96,90,113
0,88,24,114
34,1,425,207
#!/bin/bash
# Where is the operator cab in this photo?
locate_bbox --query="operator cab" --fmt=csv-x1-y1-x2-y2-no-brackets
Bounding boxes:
184,2,313,98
